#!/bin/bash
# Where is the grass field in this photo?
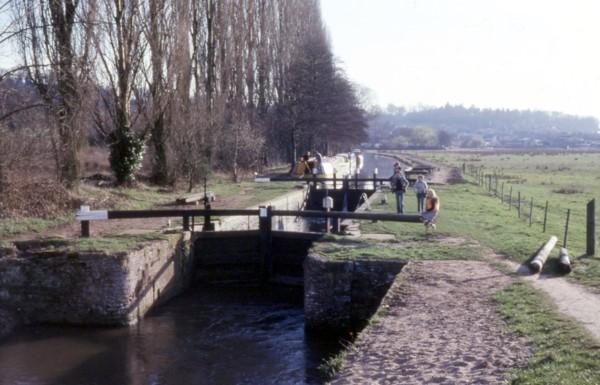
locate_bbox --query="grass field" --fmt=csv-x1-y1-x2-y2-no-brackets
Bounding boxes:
396,150,600,291
497,281,600,385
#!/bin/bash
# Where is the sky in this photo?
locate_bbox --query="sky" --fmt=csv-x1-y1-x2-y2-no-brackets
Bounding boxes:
320,0,600,119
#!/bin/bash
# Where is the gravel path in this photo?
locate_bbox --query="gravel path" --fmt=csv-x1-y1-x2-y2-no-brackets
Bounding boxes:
493,252,600,342
332,261,530,385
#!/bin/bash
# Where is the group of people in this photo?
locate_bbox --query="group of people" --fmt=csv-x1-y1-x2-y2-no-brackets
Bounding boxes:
389,163,439,229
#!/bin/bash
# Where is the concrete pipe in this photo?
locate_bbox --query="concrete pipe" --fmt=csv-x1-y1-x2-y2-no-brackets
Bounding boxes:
558,247,572,274
529,236,558,273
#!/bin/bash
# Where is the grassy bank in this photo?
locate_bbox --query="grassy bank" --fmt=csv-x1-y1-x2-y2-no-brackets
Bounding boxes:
497,281,600,385
412,150,599,258
0,179,297,239
399,150,600,291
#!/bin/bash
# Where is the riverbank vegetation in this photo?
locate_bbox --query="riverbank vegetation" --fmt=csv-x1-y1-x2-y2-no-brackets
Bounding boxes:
0,0,367,226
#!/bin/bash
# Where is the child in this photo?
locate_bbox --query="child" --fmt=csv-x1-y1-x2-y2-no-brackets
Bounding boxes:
413,175,428,212
421,189,440,230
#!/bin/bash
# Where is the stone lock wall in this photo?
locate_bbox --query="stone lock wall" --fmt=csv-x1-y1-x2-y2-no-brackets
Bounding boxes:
0,232,192,333
304,253,406,330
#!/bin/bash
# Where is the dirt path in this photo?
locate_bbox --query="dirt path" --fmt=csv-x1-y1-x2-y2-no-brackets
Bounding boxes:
492,252,600,341
436,235,600,343
371,151,461,185
332,261,530,385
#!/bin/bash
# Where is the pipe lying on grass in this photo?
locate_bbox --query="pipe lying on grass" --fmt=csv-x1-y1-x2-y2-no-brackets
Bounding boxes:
558,247,572,274
530,236,558,273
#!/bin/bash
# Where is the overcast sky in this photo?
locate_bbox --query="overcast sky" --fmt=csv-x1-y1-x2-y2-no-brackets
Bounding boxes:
320,0,600,119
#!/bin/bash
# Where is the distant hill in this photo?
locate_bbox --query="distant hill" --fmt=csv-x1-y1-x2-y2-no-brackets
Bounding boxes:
367,104,600,148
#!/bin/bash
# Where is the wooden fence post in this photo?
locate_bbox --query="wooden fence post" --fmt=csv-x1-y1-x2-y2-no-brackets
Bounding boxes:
587,199,596,256
495,176,498,196
563,209,571,248
518,191,521,218
529,197,534,226
543,200,548,233
81,221,90,238
508,186,512,210
501,182,504,203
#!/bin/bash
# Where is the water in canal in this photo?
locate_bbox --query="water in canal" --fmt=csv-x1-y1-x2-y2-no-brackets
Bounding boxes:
0,285,343,385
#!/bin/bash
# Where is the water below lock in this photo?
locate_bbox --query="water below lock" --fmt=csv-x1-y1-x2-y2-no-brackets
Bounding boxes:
0,285,344,385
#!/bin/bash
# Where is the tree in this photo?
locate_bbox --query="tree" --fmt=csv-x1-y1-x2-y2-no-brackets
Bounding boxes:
93,0,146,185
437,129,453,147
12,0,95,188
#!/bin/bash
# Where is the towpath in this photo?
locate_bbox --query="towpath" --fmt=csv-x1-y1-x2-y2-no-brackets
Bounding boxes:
332,260,530,385
490,250,600,341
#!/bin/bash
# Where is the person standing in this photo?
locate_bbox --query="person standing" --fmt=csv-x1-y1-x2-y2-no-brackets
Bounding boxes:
390,167,409,213
413,175,429,212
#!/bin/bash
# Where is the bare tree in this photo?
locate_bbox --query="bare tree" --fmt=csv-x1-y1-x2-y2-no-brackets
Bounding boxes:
12,0,95,188
93,0,146,185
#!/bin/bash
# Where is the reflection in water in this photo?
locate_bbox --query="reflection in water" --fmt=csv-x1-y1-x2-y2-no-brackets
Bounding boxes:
0,286,342,385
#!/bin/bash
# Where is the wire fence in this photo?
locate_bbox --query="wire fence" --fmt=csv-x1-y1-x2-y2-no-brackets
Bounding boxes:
462,163,596,256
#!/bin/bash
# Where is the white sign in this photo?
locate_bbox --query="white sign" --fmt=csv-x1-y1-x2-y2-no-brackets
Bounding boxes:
254,177,271,183
259,207,268,217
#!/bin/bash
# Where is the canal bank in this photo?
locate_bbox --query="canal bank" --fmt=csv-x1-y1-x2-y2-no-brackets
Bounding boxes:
0,159,415,384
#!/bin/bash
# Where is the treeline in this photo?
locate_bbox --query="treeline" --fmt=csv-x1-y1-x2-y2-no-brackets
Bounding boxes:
369,104,599,148
0,0,366,191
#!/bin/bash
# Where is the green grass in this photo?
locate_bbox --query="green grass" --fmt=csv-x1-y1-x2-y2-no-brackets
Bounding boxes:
411,150,599,257
399,150,600,291
312,192,483,261
0,215,71,238
496,281,600,385
1,179,297,239
73,233,171,252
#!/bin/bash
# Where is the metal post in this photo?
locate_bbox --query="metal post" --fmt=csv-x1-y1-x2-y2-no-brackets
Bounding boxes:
333,172,337,190
259,206,273,281
355,171,359,189
563,209,571,248
81,221,90,238
587,199,596,256
508,186,512,209
373,171,377,191
543,200,548,233
518,191,521,218
183,215,190,231
501,182,504,203
529,197,534,226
